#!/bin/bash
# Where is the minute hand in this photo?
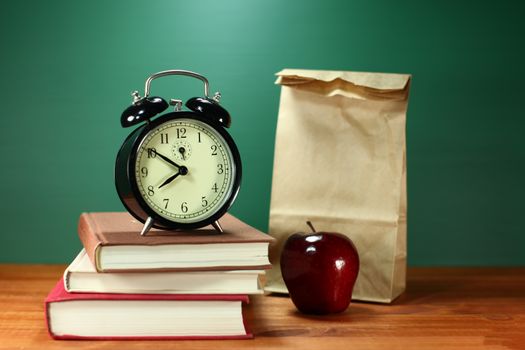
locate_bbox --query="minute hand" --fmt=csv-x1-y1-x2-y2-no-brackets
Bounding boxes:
153,150,181,169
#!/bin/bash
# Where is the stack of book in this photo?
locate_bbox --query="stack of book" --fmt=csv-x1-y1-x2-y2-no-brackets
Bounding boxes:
45,212,273,340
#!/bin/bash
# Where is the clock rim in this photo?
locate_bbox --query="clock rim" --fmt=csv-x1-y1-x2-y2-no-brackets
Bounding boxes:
116,111,242,231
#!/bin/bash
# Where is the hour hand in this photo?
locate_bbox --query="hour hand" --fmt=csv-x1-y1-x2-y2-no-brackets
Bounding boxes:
158,172,180,189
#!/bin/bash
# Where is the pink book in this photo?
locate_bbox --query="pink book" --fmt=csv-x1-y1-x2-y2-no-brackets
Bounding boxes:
45,280,252,340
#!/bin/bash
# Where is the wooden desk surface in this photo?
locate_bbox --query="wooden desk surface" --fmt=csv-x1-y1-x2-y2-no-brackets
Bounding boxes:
0,265,524,350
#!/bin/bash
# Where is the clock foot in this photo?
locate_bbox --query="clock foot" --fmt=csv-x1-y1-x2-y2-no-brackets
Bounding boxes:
140,217,155,236
212,220,224,233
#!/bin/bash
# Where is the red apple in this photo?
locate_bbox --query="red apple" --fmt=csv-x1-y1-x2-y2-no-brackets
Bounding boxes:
280,222,360,314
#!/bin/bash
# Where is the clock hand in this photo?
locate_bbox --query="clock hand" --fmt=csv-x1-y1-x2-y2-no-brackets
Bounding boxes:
178,147,186,160
158,166,188,189
152,150,181,169
158,172,180,189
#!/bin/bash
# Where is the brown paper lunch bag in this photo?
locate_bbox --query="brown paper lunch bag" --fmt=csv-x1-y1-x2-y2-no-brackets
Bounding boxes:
265,69,411,303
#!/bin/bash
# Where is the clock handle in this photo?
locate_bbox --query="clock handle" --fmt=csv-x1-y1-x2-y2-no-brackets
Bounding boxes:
142,70,210,99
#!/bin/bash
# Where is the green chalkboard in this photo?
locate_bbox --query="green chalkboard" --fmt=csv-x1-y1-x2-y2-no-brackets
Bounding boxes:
0,0,524,265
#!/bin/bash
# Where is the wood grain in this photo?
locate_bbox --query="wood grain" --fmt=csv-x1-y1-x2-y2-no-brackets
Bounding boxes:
0,265,524,350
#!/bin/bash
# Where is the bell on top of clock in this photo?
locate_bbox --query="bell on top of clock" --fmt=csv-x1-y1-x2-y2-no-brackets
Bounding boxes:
115,70,242,236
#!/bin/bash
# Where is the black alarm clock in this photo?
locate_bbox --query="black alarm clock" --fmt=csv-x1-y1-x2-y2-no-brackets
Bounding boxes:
115,70,242,236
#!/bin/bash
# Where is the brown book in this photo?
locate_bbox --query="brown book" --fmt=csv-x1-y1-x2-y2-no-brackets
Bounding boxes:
78,212,274,273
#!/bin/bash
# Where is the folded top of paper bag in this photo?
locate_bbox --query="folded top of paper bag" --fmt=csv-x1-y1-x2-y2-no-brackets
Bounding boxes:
275,69,411,100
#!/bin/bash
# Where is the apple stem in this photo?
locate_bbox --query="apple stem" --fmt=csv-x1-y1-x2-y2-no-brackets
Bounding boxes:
306,221,316,233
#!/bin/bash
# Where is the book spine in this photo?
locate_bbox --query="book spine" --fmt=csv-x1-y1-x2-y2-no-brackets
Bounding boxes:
77,213,103,272
44,299,53,339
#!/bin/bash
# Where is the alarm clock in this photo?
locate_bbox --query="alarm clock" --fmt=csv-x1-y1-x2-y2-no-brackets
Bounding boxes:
115,70,242,236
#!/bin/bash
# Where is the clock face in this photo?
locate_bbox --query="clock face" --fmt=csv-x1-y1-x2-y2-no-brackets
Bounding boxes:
134,118,236,224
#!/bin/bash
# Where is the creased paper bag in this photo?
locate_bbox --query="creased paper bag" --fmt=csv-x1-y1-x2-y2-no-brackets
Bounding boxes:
265,69,411,303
